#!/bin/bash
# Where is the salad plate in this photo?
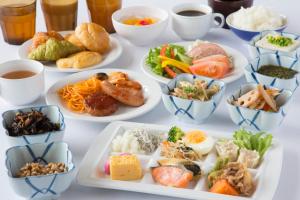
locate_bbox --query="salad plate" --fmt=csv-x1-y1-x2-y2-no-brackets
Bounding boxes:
18,31,123,73
45,69,161,122
77,121,283,200
141,41,248,84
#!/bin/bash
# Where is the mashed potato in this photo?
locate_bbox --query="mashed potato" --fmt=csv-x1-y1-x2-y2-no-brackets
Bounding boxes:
231,6,284,31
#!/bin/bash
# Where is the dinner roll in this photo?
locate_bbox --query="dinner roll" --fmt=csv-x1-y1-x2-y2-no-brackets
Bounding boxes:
75,23,110,54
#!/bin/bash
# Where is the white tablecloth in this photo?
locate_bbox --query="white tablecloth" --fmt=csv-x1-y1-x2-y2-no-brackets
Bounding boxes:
0,0,299,200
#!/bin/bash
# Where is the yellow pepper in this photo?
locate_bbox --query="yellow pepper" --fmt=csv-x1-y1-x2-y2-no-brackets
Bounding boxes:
159,56,191,73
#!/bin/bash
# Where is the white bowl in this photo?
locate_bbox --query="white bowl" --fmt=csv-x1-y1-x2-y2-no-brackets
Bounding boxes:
5,142,75,200
2,105,65,147
161,74,225,124
248,31,300,59
112,6,169,46
244,53,300,92
226,83,292,131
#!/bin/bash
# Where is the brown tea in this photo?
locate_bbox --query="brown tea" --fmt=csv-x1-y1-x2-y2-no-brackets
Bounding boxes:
0,0,36,45
2,70,36,79
86,0,122,33
41,0,78,31
177,10,206,17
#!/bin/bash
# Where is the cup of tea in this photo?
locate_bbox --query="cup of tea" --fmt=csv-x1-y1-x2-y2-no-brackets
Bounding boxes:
0,59,44,105
171,3,225,40
41,0,78,31
0,0,36,45
86,0,122,33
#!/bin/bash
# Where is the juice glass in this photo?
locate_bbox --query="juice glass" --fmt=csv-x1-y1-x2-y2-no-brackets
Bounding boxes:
41,0,78,31
0,0,36,45
86,0,122,33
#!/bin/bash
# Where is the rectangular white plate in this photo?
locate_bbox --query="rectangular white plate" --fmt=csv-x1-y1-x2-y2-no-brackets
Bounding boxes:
77,121,283,200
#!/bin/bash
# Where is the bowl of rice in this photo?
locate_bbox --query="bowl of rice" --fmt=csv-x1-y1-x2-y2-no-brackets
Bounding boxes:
226,6,287,41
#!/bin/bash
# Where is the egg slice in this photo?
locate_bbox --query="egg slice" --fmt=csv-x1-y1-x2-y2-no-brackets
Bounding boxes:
183,130,215,156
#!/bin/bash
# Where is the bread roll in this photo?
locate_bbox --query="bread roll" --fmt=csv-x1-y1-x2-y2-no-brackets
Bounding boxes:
64,33,85,49
75,23,110,54
56,51,102,69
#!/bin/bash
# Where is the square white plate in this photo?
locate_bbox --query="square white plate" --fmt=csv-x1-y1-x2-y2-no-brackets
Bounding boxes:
77,121,283,200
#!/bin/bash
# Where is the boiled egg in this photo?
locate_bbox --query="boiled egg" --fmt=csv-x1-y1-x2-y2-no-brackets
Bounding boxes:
183,130,215,156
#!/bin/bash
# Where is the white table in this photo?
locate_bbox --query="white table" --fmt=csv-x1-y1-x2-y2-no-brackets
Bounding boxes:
0,0,299,200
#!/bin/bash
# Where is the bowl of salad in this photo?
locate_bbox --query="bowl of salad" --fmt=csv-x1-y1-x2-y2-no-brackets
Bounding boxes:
142,40,247,84
161,73,225,124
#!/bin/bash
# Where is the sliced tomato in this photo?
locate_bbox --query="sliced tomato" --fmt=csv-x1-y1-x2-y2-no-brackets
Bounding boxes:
189,61,229,79
164,66,176,78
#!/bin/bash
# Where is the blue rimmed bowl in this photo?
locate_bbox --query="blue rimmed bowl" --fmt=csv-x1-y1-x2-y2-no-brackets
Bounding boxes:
5,142,75,200
226,13,288,41
248,31,300,58
2,105,65,147
226,83,292,131
244,54,300,92
161,74,225,124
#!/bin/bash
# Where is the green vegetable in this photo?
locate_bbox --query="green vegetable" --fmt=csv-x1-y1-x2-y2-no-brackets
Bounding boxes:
233,129,273,158
177,52,192,65
267,35,293,47
167,126,185,142
145,44,191,77
146,47,163,76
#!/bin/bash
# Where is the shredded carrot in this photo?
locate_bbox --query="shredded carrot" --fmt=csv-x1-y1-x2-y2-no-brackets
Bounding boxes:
58,76,101,112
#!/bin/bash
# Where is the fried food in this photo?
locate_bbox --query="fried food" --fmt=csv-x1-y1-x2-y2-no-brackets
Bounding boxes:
56,51,102,69
64,33,86,49
75,22,110,54
29,31,64,52
101,79,145,107
84,92,119,116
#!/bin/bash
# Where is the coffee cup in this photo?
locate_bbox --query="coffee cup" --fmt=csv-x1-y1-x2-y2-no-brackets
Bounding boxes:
0,59,44,105
171,3,225,40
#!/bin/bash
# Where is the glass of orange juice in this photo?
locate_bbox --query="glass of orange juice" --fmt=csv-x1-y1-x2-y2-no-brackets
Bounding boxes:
86,0,122,33
0,0,36,45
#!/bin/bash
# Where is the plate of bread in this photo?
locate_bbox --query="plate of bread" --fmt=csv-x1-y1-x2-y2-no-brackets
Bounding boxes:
18,22,123,72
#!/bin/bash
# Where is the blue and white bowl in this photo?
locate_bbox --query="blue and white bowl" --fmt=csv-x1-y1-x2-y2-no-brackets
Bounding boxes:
161,74,225,124
227,83,292,131
226,13,287,41
5,142,75,200
248,31,300,58
2,105,65,147
244,54,300,92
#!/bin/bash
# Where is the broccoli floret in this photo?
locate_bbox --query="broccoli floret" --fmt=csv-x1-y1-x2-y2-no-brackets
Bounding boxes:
167,126,185,142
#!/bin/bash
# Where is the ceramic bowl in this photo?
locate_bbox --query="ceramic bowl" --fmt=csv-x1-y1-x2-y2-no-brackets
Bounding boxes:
244,54,300,92
208,0,253,29
2,105,65,147
226,13,287,41
248,31,300,58
5,142,75,200
161,74,225,124
112,6,168,46
226,83,292,131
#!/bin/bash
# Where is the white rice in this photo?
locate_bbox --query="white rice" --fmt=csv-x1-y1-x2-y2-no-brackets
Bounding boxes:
231,6,284,31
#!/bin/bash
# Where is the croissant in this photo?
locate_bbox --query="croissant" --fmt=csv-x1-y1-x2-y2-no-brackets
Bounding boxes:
28,38,82,61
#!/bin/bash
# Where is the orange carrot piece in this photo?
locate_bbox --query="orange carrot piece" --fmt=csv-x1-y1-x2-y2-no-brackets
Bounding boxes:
209,179,239,196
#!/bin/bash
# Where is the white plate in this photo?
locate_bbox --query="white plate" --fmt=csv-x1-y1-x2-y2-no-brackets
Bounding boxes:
141,41,248,84
18,31,123,73
77,121,283,200
45,69,161,122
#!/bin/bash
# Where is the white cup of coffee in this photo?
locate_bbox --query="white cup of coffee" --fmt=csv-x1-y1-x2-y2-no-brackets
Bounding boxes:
171,3,225,40
0,59,45,105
